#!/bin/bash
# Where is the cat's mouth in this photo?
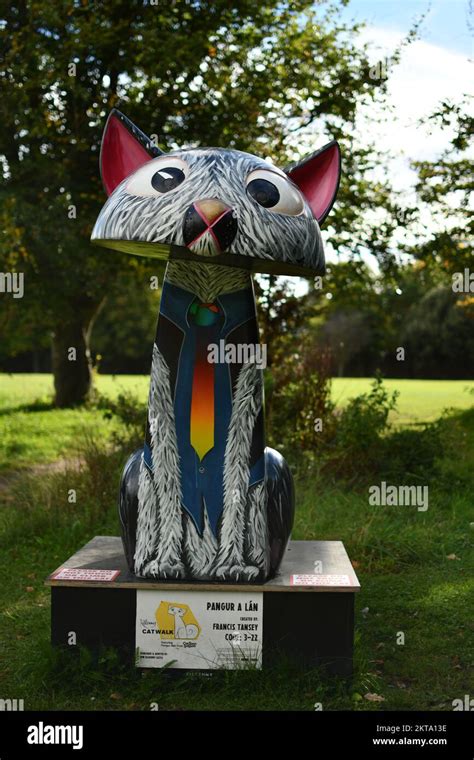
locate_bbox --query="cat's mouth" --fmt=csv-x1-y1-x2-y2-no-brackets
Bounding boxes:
183,199,237,256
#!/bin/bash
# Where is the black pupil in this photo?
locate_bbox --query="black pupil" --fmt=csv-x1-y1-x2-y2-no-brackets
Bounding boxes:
151,166,185,192
247,178,280,208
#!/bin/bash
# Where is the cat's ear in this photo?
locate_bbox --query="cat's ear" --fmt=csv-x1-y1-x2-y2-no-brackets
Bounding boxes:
100,109,164,195
285,141,341,225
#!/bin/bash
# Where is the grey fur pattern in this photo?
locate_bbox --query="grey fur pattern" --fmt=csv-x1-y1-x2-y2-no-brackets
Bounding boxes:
133,459,158,570
91,148,324,271
184,507,218,578
134,344,184,578
166,260,250,301
135,342,267,580
213,361,264,581
245,481,269,572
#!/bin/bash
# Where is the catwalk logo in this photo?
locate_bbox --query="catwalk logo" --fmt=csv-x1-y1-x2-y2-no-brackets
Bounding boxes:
154,601,201,641
207,340,267,369
368,481,429,512
27,721,84,750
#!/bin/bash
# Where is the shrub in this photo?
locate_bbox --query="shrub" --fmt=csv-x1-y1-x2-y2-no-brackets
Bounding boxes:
94,370,445,489
323,375,398,480
267,366,444,485
378,423,443,483
95,391,146,449
266,338,336,462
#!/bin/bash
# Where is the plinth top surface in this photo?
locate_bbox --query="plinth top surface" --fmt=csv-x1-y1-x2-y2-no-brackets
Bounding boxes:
45,536,360,592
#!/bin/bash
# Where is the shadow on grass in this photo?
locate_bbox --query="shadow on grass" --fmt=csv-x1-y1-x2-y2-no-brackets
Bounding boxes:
0,400,55,416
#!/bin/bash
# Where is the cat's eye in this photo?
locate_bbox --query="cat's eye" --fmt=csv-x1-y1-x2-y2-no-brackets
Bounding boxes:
246,169,304,215
151,166,185,193
126,156,188,197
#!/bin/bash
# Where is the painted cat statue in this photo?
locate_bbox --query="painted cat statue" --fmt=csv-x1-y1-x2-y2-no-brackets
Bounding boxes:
91,109,340,583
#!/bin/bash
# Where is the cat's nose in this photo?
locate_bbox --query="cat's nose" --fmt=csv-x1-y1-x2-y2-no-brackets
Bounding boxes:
183,198,237,255
196,199,229,224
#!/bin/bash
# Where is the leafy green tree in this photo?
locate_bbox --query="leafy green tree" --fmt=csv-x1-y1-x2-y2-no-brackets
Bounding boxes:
92,260,164,374
401,285,474,378
409,95,473,276
1,0,402,404
394,95,474,378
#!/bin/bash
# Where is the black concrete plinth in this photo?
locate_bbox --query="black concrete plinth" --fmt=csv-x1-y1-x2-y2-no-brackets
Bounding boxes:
46,536,360,676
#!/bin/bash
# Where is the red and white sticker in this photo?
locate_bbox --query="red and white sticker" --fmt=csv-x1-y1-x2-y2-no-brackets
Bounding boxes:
290,573,351,587
51,568,121,582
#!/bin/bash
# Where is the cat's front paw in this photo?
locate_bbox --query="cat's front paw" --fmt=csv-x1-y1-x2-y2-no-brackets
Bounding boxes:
138,560,186,579
213,564,261,582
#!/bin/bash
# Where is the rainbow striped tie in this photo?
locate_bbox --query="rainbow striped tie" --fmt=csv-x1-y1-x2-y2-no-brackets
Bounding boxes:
188,300,222,462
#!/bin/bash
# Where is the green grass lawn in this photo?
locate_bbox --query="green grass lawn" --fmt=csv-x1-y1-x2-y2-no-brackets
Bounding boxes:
332,378,474,425
0,373,472,711
0,373,141,473
0,373,150,410
1,373,473,472
3,373,473,420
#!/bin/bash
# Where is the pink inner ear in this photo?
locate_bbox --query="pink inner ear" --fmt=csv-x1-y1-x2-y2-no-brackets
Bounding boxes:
101,114,154,195
288,143,340,223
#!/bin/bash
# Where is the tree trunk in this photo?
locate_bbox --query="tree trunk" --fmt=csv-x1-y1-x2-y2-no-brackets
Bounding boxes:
51,319,93,407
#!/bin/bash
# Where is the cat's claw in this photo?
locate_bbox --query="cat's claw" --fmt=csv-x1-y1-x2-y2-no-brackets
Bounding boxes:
139,560,186,579
213,564,260,581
